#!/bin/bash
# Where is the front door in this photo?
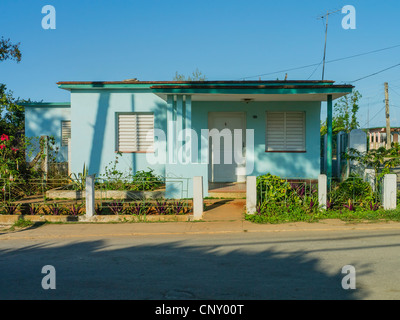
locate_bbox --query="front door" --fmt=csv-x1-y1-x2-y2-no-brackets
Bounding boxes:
208,112,246,182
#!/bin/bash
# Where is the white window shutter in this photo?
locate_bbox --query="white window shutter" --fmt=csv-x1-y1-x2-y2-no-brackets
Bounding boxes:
266,112,305,151
61,121,71,146
118,113,154,152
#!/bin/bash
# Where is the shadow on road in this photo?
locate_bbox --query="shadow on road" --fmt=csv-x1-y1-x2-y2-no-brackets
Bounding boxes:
0,239,366,300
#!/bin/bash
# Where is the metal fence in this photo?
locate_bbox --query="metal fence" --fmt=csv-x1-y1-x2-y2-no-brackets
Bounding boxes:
256,175,380,211
0,176,192,216
257,177,318,205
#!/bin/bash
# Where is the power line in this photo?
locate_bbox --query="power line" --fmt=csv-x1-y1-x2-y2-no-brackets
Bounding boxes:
390,86,400,97
349,62,400,83
239,44,400,80
307,60,323,80
361,105,385,128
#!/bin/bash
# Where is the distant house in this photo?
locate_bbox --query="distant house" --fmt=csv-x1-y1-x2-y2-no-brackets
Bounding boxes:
24,80,353,198
367,127,400,149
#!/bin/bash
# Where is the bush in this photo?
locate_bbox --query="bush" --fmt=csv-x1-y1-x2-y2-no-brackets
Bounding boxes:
249,172,385,224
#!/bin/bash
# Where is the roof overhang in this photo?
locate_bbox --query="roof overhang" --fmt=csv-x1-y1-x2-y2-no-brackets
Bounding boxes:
56,80,354,102
21,102,71,108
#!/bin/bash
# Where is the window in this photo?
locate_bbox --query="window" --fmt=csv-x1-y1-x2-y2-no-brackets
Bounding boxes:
266,112,305,152
117,113,154,152
61,121,71,146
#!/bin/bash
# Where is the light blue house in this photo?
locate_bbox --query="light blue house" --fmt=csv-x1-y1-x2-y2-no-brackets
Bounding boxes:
25,80,353,198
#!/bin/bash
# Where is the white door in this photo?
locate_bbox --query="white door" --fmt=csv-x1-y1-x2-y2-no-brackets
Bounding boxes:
208,112,246,182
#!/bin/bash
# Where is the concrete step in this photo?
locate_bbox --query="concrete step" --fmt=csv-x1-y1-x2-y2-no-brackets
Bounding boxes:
207,191,246,199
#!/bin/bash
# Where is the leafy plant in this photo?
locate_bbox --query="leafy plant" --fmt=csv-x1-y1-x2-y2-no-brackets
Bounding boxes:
2,202,20,214
126,201,149,215
172,201,187,215
345,144,400,183
69,163,90,191
95,203,104,215
27,203,40,215
368,201,380,211
108,200,124,215
343,199,355,211
44,203,65,215
131,168,163,191
69,204,83,216
154,199,170,215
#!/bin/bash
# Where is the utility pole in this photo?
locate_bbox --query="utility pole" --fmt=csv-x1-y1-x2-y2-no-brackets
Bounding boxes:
385,82,391,149
319,9,341,80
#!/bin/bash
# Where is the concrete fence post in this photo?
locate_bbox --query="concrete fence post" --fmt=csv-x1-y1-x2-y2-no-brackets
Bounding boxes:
246,176,257,214
193,176,203,220
364,168,376,192
41,135,49,180
85,174,95,218
383,174,397,210
318,174,327,210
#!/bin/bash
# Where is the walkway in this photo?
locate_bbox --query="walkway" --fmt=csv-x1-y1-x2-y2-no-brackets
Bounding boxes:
203,199,245,221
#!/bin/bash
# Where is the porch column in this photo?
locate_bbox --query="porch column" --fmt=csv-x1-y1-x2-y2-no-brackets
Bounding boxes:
327,94,333,179
167,94,175,163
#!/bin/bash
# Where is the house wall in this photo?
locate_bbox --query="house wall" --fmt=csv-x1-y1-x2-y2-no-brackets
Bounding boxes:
69,89,167,178
25,106,71,162
68,90,321,197
189,101,321,179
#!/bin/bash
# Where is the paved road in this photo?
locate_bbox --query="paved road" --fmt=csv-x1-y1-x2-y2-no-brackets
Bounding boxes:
1,223,400,300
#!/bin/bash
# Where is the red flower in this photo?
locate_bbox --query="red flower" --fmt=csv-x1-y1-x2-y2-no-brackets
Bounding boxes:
0,144,5,150
0,134,9,141
11,147,18,152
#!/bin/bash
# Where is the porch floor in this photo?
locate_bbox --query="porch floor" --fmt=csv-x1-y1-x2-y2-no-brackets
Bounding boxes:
208,182,246,199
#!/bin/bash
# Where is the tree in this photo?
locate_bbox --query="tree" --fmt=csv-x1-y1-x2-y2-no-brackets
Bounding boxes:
345,143,400,183
173,68,206,81
0,37,21,62
320,90,362,135
0,37,24,137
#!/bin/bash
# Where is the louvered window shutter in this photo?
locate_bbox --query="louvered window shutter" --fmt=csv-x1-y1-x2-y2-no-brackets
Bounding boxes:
118,113,154,152
61,121,71,146
266,112,305,151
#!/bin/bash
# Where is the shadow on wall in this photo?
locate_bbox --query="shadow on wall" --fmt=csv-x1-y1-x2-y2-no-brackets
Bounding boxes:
0,238,367,300
25,109,69,162
88,90,110,176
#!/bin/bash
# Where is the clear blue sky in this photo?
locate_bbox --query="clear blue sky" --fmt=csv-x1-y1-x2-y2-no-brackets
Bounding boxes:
1,0,400,128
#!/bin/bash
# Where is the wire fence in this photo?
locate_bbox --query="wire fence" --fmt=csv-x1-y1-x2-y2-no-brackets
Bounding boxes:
256,175,381,211
257,177,318,205
0,176,192,216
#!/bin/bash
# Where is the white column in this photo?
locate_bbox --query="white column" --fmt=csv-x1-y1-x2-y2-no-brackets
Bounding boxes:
318,174,327,210
383,174,397,210
246,176,257,214
85,174,95,218
193,176,203,220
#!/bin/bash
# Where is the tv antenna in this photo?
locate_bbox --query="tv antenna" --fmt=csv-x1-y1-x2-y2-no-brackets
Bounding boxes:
318,9,341,80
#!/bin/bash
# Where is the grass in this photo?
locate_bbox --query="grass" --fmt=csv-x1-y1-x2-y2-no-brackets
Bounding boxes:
5,218,35,231
245,206,400,224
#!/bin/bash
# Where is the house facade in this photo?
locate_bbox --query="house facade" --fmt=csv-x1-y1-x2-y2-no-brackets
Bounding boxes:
25,80,353,198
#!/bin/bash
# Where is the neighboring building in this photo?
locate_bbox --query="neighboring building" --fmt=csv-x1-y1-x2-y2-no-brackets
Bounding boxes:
367,127,400,150
24,80,353,197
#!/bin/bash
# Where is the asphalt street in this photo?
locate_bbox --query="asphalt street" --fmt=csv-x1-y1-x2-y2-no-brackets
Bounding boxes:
1,222,400,300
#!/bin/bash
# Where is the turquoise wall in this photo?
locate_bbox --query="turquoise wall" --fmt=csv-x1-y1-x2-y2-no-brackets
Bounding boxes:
37,89,322,197
70,89,167,178
191,101,321,179
25,106,71,162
